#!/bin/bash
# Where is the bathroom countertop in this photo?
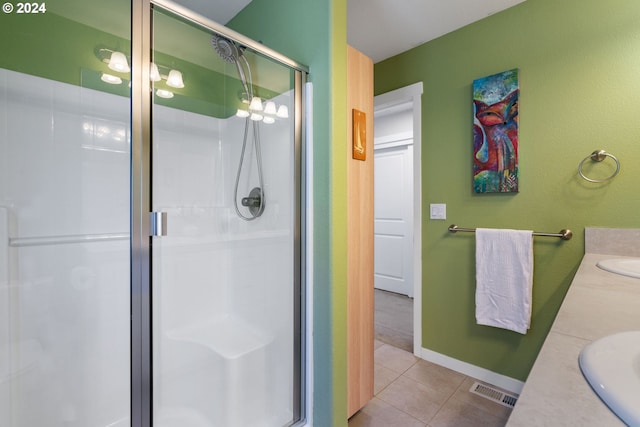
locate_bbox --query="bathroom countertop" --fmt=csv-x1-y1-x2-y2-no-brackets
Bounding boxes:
506,252,640,426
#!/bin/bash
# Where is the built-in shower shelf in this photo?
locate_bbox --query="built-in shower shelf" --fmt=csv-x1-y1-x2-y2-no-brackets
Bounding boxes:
9,232,129,247
6,230,290,248
160,229,291,248
167,315,272,359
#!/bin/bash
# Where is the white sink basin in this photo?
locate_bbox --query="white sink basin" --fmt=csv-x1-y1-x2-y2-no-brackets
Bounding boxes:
597,258,640,279
579,331,640,426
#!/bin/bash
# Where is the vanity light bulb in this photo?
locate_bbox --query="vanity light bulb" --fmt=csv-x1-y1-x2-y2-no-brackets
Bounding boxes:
149,63,161,82
276,105,289,118
236,109,250,118
249,97,263,111
263,101,277,115
101,73,122,85
108,51,130,73
263,116,275,124
250,113,264,121
166,69,184,88
156,89,174,99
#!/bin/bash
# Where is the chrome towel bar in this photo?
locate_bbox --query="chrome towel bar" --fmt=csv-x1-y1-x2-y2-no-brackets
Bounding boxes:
448,224,573,241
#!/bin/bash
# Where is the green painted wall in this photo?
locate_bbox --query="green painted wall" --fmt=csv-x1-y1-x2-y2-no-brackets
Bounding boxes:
0,6,275,118
375,0,640,381
230,0,348,425
0,11,127,92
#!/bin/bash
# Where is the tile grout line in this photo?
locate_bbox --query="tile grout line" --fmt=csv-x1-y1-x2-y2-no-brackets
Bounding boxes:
373,364,403,396
375,368,456,425
375,343,421,375
374,376,429,425
407,369,470,425
426,374,471,423
373,344,421,400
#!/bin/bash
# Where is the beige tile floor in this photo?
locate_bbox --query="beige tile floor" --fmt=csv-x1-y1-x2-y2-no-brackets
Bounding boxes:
348,341,513,427
363,289,513,426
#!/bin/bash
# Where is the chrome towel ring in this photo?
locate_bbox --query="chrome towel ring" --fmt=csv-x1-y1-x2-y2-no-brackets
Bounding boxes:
578,149,620,183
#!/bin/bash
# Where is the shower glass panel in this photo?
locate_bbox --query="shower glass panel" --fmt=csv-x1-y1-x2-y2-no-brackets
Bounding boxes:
151,6,303,426
0,1,131,426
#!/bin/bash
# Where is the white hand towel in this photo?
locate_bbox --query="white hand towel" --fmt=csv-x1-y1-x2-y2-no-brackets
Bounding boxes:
475,228,533,334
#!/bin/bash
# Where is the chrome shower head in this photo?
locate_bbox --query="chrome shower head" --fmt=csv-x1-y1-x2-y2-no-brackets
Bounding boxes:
211,34,240,63
212,34,252,97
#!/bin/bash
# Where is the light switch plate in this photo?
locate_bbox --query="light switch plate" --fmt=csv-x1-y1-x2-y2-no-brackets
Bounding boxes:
430,203,446,220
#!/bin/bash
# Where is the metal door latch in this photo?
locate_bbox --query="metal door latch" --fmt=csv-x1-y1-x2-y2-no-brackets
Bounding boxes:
150,211,167,237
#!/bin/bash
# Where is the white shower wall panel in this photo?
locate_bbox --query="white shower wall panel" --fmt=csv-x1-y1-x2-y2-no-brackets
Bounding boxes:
0,70,8,207
10,241,130,426
0,70,131,426
2,70,130,239
153,108,225,212
153,240,231,333
227,236,293,335
0,208,8,427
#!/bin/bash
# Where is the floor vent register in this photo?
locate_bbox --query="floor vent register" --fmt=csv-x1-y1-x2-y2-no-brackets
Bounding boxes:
469,382,519,408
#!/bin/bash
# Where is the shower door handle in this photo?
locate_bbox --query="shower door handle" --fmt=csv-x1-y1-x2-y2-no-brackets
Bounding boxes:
150,211,167,237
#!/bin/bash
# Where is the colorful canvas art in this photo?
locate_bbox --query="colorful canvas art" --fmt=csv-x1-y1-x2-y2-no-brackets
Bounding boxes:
473,69,519,193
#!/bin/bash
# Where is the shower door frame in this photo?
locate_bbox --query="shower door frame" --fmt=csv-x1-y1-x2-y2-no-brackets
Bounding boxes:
130,1,309,425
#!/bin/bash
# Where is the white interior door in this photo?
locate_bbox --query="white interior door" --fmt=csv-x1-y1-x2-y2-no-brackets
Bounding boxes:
374,142,414,297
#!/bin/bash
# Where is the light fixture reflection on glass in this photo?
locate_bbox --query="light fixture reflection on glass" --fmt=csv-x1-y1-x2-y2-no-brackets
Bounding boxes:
108,51,130,73
276,105,289,118
101,73,122,85
263,101,277,115
114,129,127,142
250,113,263,121
166,69,184,88
149,63,161,82
249,96,263,111
236,109,250,118
263,116,275,124
156,89,174,99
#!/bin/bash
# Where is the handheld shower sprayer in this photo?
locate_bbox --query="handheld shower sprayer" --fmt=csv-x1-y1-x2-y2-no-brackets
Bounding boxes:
211,34,265,221
211,35,240,63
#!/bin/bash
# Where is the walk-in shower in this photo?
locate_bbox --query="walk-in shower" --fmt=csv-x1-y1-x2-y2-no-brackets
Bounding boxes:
0,1,307,426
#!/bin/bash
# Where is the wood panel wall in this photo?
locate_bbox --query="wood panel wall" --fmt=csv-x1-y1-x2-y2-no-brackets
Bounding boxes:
346,45,375,418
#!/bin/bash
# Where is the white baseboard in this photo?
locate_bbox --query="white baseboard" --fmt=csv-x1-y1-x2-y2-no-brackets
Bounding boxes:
419,347,524,395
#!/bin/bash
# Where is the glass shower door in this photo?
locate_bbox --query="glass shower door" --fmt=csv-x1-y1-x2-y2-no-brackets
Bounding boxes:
150,5,304,426
0,1,131,426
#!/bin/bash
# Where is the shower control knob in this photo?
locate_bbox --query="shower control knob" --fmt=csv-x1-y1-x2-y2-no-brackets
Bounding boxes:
240,187,264,217
241,196,261,207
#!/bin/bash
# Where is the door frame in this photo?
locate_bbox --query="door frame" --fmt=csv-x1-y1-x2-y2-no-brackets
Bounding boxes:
374,82,423,356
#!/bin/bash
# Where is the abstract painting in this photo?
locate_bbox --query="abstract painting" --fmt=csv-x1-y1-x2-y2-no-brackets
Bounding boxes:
473,69,519,193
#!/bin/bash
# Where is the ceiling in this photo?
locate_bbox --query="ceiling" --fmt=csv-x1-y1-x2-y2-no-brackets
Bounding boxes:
185,0,528,64
50,0,528,65
169,0,252,25
347,0,527,63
